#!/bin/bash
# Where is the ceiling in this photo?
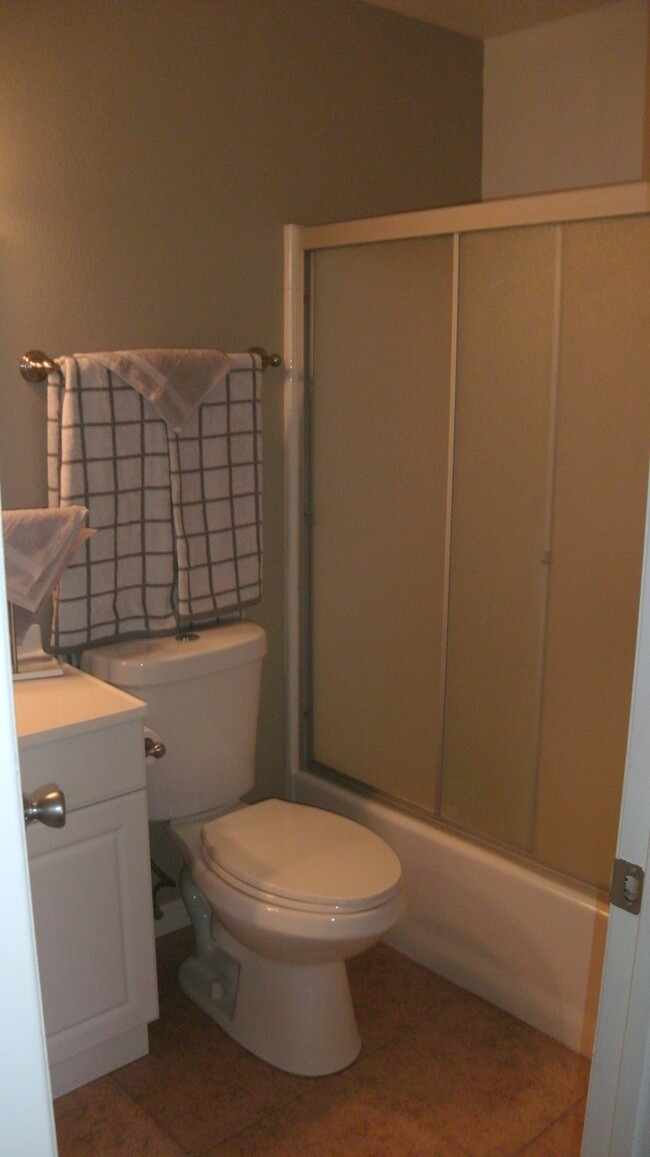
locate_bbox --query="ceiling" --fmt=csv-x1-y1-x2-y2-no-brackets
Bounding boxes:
363,0,616,39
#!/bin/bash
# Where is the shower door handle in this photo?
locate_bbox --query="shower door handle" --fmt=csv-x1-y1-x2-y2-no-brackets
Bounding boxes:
23,783,67,828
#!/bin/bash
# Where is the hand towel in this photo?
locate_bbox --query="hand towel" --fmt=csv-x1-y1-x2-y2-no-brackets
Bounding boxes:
2,505,93,643
2,506,92,611
87,349,232,432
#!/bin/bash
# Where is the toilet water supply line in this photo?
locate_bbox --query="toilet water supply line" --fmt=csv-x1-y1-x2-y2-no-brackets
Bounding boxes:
151,860,176,921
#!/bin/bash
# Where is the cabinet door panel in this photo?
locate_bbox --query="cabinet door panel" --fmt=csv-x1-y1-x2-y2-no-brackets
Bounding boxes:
26,791,158,1066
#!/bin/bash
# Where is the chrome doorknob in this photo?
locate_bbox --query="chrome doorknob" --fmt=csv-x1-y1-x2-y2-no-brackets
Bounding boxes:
23,784,66,828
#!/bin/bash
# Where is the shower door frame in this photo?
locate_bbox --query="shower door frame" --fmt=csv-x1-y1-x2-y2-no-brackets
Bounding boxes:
284,180,650,1156
284,179,649,805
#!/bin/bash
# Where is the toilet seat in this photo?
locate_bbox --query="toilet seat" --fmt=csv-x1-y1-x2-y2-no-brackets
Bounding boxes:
200,798,402,914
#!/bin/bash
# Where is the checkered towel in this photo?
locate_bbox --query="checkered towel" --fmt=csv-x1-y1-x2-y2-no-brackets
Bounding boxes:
47,352,262,651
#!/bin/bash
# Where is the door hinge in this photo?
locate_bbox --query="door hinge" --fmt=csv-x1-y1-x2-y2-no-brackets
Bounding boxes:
610,858,644,914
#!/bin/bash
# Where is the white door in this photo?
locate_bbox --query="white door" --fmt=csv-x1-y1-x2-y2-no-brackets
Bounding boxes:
582,469,650,1156
0,512,58,1154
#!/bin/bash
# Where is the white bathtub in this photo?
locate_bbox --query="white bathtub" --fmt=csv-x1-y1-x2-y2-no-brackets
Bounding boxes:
293,768,608,1057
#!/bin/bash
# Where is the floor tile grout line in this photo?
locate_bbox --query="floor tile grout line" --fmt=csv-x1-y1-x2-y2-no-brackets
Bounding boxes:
106,1071,193,1156
510,1093,587,1156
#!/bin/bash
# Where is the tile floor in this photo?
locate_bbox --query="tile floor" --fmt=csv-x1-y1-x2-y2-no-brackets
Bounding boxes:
54,926,589,1156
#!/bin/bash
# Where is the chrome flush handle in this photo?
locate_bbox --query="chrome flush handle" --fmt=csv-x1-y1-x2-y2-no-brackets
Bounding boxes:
145,734,166,759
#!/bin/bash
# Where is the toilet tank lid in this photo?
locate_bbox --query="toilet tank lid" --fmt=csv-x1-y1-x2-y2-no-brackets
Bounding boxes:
81,622,267,687
201,798,403,911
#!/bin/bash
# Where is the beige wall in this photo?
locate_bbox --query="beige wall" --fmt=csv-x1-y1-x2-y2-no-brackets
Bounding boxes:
0,0,482,803
482,0,648,199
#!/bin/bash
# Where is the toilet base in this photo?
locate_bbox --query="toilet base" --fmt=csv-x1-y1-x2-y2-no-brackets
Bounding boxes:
178,865,362,1076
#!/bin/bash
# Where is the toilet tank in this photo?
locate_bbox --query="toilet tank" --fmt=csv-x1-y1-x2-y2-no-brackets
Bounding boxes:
81,622,267,821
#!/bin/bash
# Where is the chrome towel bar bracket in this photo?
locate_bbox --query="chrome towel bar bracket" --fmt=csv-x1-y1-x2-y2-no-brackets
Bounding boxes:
20,350,63,383
248,346,282,370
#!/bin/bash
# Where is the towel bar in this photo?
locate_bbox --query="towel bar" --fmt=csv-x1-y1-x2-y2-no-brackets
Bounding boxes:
20,346,282,383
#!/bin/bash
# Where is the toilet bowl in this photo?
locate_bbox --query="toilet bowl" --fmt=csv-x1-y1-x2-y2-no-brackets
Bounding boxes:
81,622,406,1076
170,798,404,1074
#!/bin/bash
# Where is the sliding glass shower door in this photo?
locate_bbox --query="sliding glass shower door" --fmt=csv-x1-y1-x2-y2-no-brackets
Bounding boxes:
308,235,454,813
304,209,650,889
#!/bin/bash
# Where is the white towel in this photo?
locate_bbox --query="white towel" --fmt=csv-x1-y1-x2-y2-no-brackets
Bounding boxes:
47,351,262,651
3,506,92,611
2,506,93,641
87,349,232,432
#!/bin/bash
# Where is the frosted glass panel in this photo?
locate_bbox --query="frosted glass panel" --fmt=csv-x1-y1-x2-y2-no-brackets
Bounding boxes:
533,215,650,887
309,237,453,811
440,226,558,849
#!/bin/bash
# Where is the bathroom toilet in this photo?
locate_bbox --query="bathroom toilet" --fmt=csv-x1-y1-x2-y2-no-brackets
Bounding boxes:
82,622,405,1075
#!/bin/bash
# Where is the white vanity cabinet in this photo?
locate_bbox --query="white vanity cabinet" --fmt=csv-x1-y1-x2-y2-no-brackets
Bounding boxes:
14,665,159,1098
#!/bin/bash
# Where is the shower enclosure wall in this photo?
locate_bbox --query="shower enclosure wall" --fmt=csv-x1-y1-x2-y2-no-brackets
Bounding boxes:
284,184,650,1053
